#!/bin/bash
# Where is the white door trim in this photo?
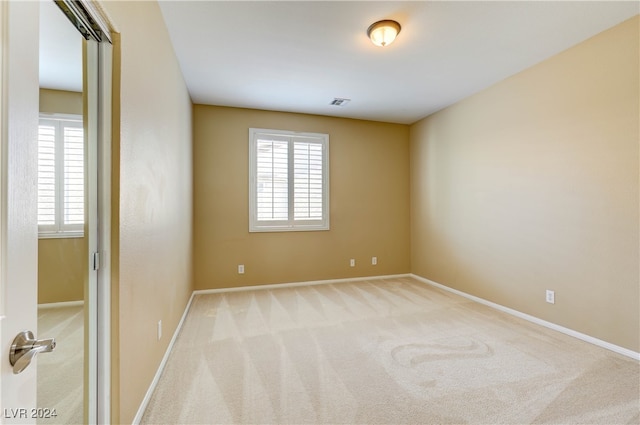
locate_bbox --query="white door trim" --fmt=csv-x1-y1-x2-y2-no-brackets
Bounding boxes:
85,37,100,425
83,18,113,425
96,39,112,425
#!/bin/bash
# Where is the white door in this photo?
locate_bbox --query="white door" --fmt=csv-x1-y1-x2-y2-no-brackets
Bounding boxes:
0,1,42,423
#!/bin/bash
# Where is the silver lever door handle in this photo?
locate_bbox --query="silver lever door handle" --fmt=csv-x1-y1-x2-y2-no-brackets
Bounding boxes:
9,331,56,374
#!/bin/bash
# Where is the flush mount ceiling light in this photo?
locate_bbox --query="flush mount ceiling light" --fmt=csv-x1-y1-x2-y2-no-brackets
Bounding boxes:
367,19,401,47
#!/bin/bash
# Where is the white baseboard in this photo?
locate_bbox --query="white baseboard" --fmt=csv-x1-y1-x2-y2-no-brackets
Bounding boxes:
193,273,412,295
131,292,196,425
38,300,84,309
410,273,640,361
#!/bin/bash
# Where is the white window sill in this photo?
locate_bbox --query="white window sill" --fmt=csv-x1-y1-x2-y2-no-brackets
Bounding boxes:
38,231,84,240
249,225,330,233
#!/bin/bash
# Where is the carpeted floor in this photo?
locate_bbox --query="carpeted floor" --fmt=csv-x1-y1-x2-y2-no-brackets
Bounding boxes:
37,305,84,425
141,276,639,424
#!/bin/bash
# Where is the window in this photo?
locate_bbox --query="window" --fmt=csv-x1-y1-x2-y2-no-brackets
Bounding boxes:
249,128,329,232
38,115,84,238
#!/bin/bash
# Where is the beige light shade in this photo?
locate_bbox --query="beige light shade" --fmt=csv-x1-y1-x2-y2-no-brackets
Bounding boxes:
367,20,401,47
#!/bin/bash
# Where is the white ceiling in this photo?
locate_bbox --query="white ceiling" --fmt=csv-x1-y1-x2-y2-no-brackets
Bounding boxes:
39,0,84,92
39,1,639,124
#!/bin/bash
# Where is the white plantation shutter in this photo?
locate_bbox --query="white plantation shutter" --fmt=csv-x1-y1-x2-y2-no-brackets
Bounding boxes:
38,124,57,228
256,139,289,221
38,115,84,237
250,129,329,232
294,140,324,221
63,124,84,226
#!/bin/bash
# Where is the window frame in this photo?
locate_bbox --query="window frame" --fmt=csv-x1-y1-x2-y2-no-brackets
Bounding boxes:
249,128,330,233
38,113,85,239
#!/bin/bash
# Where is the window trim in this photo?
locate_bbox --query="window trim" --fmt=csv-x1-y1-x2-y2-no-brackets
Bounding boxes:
249,128,330,233
38,113,85,239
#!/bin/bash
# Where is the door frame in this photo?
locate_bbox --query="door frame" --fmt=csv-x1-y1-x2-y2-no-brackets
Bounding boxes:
93,36,113,425
76,2,113,423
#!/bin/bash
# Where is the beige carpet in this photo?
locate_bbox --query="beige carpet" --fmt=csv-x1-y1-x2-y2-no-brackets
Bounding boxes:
37,305,84,425
141,276,639,424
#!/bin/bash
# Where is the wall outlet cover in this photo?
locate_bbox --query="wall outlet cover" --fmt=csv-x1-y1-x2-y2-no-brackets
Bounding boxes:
546,290,555,304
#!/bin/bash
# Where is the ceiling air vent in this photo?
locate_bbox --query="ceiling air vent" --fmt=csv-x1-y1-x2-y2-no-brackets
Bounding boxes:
330,98,351,107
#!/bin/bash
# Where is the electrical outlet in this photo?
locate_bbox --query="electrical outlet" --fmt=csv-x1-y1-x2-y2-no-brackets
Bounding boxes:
546,290,555,304
238,264,245,274
157,320,162,340
350,259,355,267
372,256,377,265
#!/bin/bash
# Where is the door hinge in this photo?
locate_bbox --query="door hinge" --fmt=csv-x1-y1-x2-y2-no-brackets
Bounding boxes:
92,252,100,271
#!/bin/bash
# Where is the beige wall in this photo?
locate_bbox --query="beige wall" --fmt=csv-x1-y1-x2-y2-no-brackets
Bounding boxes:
38,89,85,304
40,88,82,115
410,16,639,352
101,2,194,423
193,105,410,289
38,238,85,303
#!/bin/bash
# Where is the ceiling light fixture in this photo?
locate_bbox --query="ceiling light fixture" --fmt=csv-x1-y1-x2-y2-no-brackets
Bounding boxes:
367,19,401,47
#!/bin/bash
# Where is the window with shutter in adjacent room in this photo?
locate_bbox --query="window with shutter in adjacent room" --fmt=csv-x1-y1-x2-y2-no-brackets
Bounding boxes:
249,128,329,232
38,115,84,238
